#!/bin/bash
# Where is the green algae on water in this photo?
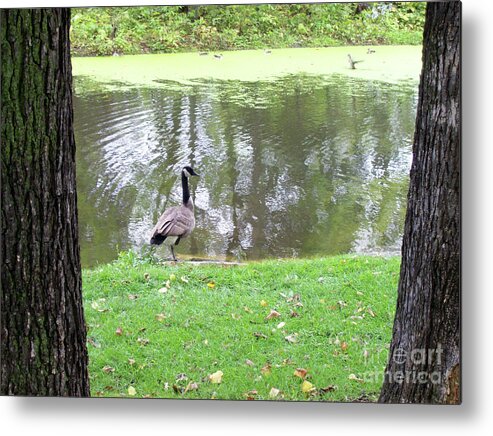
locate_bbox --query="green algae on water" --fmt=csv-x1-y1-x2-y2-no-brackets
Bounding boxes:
72,46,422,92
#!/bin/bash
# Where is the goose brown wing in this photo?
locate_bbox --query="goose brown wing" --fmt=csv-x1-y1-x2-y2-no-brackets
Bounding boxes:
151,206,194,238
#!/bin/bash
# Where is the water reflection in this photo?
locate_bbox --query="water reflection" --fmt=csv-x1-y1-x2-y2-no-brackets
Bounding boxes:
74,74,416,267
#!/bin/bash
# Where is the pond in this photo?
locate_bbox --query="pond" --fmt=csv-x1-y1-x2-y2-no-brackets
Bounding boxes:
73,47,420,268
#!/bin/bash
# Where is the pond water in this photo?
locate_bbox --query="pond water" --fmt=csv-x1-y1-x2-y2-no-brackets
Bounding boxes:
73,49,419,267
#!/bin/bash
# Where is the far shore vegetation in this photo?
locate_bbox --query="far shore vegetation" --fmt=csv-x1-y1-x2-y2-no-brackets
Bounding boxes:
70,3,426,57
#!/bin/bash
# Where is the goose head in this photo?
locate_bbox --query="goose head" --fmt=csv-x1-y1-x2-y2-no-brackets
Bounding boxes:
182,166,199,178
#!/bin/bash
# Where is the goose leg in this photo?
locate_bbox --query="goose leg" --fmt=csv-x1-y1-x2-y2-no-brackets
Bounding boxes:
170,245,178,262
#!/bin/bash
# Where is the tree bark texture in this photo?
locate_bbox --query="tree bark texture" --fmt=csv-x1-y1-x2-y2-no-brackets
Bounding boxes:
1,9,90,396
379,1,460,404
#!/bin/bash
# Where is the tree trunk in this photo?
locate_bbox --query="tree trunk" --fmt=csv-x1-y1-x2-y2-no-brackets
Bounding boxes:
379,1,460,404
1,9,90,396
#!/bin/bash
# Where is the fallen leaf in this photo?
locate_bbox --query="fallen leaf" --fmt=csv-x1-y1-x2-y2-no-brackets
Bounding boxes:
260,299,268,307
245,359,255,367
348,373,364,382
231,313,241,320
253,332,267,339
320,385,336,394
293,368,308,379
169,274,176,281
184,381,199,393
261,363,272,375
209,370,223,384
301,380,315,393
137,337,149,346
341,341,348,352
115,327,123,336
266,309,281,320
244,390,258,400
287,293,301,303
367,308,376,317
128,358,135,365
172,384,183,394
244,306,253,313
175,373,188,382
158,287,168,294
155,313,166,322
144,273,150,281
277,321,286,329
363,349,369,359
285,334,298,343
163,382,169,390
102,365,115,373
87,337,101,348
128,386,136,396
290,310,300,318
207,282,215,289
269,387,280,398
128,294,138,300
180,276,189,283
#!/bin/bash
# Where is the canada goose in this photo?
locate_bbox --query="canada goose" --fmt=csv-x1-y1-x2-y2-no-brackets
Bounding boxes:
150,166,199,261
347,54,363,69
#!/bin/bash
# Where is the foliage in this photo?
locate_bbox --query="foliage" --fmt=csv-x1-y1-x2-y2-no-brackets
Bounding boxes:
83,252,399,400
70,3,426,56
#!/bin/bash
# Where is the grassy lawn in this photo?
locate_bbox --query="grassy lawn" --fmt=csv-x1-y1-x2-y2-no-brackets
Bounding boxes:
83,253,399,401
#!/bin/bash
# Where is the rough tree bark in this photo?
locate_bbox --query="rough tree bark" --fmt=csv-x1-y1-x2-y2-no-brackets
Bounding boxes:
1,9,90,396
379,1,460,404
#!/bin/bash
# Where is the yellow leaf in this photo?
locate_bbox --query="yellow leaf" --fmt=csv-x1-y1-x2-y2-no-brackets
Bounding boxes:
301,380,315,393
348,373,364,382
155,313,166,322
209,370,223,384
260,300,268,307
207,282,215,288
128,386,136,396
169,274,176,281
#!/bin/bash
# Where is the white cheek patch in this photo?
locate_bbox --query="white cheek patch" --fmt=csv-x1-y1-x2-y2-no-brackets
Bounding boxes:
183,168,191,177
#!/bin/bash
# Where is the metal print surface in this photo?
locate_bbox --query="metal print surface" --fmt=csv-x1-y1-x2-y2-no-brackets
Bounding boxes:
0,1,460,403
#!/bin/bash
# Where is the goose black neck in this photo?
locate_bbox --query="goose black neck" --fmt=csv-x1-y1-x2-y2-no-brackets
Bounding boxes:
182,172,190,205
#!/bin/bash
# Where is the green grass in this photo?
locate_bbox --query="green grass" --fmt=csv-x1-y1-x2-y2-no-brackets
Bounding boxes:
83,252,400,401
